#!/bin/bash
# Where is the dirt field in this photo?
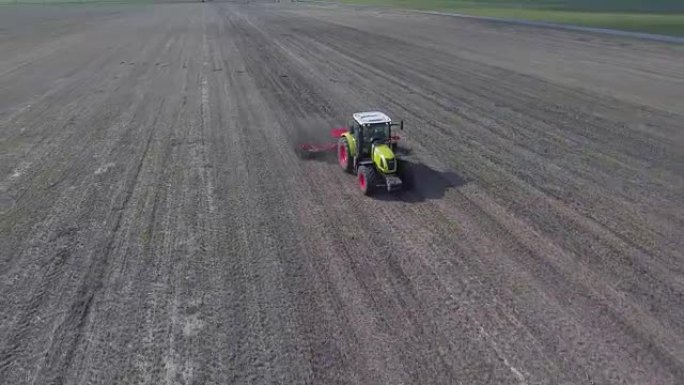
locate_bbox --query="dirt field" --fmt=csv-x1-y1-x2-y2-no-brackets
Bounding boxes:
1,1,683,384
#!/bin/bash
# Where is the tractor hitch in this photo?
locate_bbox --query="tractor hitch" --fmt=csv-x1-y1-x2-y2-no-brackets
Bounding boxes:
385,175,403,192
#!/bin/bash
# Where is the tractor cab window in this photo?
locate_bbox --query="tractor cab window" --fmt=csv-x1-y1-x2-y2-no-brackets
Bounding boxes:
365,123,390,143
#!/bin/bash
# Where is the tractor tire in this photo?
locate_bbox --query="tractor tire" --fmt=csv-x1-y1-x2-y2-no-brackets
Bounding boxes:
337,137,353,173
357,165,377,196
397,159,414,191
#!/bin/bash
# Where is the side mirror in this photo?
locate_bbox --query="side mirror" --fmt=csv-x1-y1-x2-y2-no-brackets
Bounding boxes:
400,120,404,130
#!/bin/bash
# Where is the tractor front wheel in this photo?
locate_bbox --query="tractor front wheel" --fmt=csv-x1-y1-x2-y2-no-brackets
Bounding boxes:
357,165,376,196
337,137,353,173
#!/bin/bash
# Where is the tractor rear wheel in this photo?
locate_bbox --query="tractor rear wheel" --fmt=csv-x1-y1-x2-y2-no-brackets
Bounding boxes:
337,138,353,173
357,165,377,196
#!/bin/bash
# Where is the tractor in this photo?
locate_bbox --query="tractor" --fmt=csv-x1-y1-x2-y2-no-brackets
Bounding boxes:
334,111,412,195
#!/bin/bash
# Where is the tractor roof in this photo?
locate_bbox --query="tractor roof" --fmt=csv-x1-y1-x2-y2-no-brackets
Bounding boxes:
353,111,391,125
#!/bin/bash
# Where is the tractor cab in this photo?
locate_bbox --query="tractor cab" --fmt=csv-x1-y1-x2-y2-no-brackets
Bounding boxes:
349,112,393,158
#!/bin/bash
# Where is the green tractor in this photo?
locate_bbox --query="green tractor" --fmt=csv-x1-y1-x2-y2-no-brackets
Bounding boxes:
335,112,413,195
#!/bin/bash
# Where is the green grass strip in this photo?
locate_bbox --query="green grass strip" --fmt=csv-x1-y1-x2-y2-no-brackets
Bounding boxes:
329,0,684,36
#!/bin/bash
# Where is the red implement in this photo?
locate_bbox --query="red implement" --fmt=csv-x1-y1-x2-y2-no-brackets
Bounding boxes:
296,143,336,152
295,127,346,156
296,128,398,156
330,127,348,138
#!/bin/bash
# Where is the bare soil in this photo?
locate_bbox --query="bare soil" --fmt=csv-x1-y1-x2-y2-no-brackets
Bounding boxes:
1,1,683,384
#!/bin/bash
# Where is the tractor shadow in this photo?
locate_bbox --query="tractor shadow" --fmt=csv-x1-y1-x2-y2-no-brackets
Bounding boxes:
375,161,467,203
